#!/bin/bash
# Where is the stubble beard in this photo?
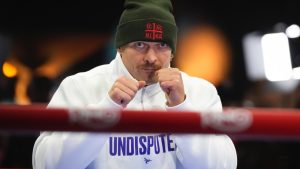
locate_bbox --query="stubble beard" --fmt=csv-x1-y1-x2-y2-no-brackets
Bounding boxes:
145,72,158,85
139,64,161,85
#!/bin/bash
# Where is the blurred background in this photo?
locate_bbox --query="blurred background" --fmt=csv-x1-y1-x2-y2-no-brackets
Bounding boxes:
0,0,300,168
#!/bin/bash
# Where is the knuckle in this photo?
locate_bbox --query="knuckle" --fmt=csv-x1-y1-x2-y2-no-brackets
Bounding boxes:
124,95,131,102
114,80,122,87
113,88,121,95
118,76,127,83
128,91,135,98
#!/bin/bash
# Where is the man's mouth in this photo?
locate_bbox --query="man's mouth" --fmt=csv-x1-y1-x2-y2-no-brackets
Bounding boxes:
143,68,156,70
142,69,156,74
141,66,160,71
142,67,160,72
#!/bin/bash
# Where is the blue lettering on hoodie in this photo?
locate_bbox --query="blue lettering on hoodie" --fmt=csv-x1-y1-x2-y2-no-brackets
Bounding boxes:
109,134,176,156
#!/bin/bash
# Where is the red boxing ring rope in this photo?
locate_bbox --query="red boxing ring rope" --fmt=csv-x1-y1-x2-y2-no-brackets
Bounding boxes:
1,104,300,138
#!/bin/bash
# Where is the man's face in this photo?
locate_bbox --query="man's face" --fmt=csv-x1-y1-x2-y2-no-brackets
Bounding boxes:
119,41,172,85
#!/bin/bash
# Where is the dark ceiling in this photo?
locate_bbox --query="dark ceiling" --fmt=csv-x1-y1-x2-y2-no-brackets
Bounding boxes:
0,0,299,36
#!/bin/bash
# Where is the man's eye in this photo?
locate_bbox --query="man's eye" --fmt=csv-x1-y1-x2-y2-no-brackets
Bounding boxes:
135,42,145,48
159,42,168,48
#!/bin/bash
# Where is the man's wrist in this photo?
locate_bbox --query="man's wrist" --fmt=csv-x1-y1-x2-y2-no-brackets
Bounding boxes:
166,94,186,107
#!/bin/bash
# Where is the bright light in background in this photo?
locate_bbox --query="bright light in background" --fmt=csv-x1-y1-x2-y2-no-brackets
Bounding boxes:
261,33,292,81
292,67,300,79
2,61,18,78
286,24,300,38
242,32,265,81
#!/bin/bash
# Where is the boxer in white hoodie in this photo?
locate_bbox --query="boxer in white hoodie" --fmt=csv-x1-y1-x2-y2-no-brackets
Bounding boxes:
32,0,237,168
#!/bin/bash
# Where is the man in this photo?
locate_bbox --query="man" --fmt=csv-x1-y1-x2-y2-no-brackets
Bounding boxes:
32,0,237,168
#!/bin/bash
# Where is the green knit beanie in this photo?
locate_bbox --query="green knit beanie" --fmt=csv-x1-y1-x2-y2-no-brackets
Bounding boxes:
115,0,177,52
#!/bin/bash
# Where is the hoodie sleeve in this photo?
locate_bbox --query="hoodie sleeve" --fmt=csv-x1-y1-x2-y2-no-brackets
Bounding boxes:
32,76,120,169
166,82,237,169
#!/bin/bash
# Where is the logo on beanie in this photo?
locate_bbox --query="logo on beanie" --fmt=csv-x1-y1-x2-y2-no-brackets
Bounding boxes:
145,22,163,40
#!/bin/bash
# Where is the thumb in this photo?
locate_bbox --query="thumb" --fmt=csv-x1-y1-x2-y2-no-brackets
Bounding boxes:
138,81,146,89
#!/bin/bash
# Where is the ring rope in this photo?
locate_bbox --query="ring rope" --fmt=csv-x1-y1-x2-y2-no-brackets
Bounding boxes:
1,104,300,138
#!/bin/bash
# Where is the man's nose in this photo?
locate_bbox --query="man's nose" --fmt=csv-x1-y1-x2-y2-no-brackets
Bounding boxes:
144,47,157,64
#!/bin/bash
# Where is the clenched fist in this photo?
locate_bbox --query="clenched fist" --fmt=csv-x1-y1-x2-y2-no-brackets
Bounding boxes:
109,76,146,107
156,68,185,107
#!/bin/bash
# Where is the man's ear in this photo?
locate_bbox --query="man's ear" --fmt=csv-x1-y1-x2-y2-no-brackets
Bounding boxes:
117,48,122,57
170,54,174,61
117,47,123,53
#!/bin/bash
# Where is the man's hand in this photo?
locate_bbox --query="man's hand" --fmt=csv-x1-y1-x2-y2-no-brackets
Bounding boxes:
109,76,146,107
156,68,185,107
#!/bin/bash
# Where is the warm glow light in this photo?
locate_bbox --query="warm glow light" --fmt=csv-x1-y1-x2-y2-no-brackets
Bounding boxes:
2,61,18,78
286,24,300,38
175,25,231,85
261,33,292,81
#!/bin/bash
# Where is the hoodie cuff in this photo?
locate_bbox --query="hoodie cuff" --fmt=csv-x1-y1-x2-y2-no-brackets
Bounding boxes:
165,96,195,111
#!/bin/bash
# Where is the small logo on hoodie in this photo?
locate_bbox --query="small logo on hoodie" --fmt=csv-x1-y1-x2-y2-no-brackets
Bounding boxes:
145,22,163,40
144,157,152,164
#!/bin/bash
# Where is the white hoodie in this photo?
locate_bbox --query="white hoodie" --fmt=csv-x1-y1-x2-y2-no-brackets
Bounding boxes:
32,53,237,169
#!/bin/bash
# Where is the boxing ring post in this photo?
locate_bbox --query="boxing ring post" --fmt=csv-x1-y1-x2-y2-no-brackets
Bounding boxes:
1,104,300,139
